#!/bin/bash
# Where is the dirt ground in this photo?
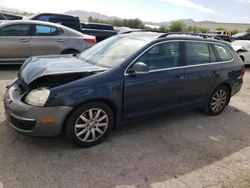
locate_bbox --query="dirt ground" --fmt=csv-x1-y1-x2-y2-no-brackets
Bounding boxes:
0,65,250,188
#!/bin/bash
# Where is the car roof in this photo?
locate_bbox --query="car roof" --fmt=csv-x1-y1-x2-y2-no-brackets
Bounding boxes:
0,20,69,28
30,13,79,18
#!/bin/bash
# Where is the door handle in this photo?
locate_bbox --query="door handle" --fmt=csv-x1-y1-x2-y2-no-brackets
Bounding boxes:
212,70,220,77
175,75,184,81
57,39,64,42
20,39,29,42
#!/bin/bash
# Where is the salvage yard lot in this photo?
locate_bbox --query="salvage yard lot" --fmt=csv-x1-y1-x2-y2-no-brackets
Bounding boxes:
0,66,250,188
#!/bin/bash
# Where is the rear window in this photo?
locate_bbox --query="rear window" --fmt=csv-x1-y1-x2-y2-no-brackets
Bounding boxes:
213,44,233,61
33,14,80,30
82,23,114,30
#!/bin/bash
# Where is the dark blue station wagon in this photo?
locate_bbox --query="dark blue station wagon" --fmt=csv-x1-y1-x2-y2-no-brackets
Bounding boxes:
4,32,245,147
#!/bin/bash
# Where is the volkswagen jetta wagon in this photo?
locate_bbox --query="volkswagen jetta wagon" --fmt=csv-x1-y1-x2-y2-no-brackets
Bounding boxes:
4,32,245,147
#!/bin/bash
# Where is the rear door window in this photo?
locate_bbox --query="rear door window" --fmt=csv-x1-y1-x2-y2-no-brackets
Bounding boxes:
185,42,210,65
213,44,233,61
34,25,62,36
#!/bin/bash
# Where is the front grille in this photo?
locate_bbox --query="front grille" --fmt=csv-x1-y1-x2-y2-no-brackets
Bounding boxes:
10,115,36,131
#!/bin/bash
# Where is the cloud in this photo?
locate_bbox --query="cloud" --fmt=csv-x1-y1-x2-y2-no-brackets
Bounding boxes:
237,0,250,3
159,0,214,13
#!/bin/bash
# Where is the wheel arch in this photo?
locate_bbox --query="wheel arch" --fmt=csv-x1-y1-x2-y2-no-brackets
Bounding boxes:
239,55,245,62
62,98,118,134
61,49,79,54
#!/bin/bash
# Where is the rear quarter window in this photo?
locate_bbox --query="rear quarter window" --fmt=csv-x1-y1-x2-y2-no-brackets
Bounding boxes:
213,44,233,61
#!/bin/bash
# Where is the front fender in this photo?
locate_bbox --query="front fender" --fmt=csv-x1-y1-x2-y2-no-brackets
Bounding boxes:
46,80,123,110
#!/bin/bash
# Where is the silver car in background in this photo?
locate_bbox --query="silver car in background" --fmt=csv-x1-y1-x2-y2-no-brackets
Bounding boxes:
0,20,96,64
232,40,250,65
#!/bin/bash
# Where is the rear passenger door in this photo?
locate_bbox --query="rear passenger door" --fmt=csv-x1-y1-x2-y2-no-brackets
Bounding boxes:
182,41,223,106
30,24,64,56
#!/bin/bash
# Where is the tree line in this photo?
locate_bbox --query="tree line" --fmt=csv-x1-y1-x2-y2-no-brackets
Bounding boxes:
88,16,250,34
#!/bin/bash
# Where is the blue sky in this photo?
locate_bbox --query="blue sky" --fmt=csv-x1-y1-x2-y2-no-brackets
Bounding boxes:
1,0,250,23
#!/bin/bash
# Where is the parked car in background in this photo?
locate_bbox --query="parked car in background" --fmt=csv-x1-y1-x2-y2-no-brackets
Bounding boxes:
4,32,245,147
0,12,22,20
0,20,96,64
208,30,232,36
28,13,82,31
115,26,141,34
233,32,250,40
81,22,117,42
232,40,250,64
192,33,234,42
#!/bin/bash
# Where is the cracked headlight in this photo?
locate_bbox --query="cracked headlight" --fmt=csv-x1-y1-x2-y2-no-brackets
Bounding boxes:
25,88,50,107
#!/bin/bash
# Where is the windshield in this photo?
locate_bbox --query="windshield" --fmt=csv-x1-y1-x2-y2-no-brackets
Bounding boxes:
79,36,148,68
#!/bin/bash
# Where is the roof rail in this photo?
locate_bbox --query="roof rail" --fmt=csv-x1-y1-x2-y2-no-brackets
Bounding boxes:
158,32,195,38
159,32,221,39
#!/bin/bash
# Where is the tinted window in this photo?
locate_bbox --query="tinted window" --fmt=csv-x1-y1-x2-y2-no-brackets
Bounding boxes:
81,23,113,30
34,25,61,36
0,24,30,36
4,14,21,20
245,34,250,40
214,44,233,61
186,42,210,65
136,42,180,70
37,15,50,21
0,15,6,19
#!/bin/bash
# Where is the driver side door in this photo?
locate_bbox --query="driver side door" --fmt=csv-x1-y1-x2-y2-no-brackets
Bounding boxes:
123,41,185,118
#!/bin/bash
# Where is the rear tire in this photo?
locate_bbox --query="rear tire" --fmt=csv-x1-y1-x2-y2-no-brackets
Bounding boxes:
64,102,114,147
204,85,230,116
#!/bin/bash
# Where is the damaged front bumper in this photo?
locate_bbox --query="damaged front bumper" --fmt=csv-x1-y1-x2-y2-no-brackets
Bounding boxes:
3,79,73,137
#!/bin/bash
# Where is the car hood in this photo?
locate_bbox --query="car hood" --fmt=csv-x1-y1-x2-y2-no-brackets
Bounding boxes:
19,55,108,85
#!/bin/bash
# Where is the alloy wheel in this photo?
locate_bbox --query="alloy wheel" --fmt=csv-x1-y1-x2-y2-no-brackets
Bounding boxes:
74,108,109,143
211,89,227,113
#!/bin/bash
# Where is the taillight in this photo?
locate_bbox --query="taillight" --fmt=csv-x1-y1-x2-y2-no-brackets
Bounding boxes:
84,38,96,44
238,67,245,79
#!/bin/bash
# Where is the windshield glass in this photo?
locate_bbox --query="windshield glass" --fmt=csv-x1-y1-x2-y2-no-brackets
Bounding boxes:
79,36,148,68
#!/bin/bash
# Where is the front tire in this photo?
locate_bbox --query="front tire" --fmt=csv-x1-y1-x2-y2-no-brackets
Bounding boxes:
65,102,114,147
205,85,230,116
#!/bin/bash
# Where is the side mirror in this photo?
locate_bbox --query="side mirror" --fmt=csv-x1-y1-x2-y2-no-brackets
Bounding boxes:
127,62,149,75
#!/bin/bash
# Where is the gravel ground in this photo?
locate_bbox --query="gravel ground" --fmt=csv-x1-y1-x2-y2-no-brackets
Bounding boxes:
0,65,250,188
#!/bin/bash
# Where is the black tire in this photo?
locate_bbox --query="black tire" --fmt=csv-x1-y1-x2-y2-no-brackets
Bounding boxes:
204,85,230,116
64,102,114,147
62,49,79,54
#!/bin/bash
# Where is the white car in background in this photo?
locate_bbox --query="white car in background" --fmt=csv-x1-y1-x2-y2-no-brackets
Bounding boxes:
232,40,250,65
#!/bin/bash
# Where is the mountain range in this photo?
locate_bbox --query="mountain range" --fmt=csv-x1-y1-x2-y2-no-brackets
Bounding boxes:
1,7,249,31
